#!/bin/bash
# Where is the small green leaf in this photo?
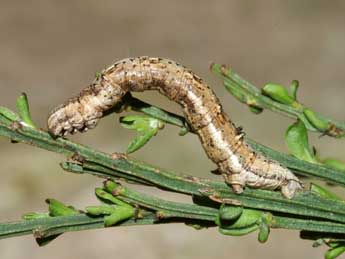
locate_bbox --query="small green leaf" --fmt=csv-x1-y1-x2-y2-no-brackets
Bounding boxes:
224,81,263,113
104,206,135,226
289,80,299,101
120,115,163,153
258,222,270,243
219,208,262,229
86,205,134,227
0,106,21,122
87,184,135,227
60,161,84,174
285,120,318,163
325,246,345,259
262,83,295,105
224,81,248,104
126,129,157,153
328,242,342,249
46,199,80,217
103,180,119,192
85,204,117,216
246,97,263,113
248,105,264,114
22,212,50,220
16,93,36,128
257,213,273,243
95,187,132,208
310,183,343,201
120,115,163,132
322,158,345,172
303,108,329,131
219,224,259,236
218,205,243,221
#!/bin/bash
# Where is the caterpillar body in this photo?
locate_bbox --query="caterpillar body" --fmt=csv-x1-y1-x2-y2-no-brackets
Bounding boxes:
47,56,302,198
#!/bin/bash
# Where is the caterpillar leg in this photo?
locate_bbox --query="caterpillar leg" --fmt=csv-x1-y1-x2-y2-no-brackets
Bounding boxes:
221,168,302,198
281,179,303,199
222,173,245,194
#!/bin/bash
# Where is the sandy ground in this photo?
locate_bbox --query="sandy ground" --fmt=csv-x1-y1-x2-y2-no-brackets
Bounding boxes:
0,1,345,258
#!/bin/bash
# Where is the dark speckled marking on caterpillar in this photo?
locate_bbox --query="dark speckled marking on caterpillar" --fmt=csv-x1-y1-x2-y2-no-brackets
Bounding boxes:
47,56,303,198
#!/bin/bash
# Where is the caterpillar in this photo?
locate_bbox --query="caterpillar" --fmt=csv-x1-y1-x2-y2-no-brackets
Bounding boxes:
47,56,303,198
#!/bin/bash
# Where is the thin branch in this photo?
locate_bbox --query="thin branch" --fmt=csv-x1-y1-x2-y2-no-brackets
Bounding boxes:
2,112,345,237
2,93,345,259
103,94,345,186
210,63,345,138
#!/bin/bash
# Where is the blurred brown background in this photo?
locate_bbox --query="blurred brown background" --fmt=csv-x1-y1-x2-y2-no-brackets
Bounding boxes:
1,1,345,258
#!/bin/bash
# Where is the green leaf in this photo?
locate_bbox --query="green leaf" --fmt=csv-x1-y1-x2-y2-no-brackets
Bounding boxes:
218,208,263,237
95,187,132,208
85,204,117,216
126,130,156,153
248,105,264,114
104,206,135,226
86,204,135,226
303,108,329,131
285,120,318,163
257,213,273,243
218,208,262,229
223,80,248,104
120,115,164,153
16,93,36,128
262,83,295,105
46,199,80,217
322,158,345,172
325,246,345,259
120,115,163,132
60,161,84,174
310,183,342,201
219,224,259,236
0,106,20,122
218,205,243,221
289,80,299,101
224,80,263,114
258,222,270,243
87,184,135,227
22,212,50,220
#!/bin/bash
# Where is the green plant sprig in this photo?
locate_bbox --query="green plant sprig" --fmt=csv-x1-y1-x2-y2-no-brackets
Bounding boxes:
90,94,345,186
210,63,345,138
2,109,345,227
1,94,345,257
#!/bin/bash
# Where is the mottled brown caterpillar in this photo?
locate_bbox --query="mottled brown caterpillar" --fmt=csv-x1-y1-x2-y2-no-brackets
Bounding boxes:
47,56,303,198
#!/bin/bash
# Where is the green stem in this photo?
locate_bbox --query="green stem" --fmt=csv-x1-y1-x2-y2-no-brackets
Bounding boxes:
2,189,345,240
211,63,345,138
0,213,158,240
1,104,345,246
2,117,345,224
100,95,345,186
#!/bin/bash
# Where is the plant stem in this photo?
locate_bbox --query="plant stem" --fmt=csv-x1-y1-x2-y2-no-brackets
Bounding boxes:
0,213,157,240
1,100,345,247
210,63,345,138
99,95,345,186
2,183,345,240
2,115,345,226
